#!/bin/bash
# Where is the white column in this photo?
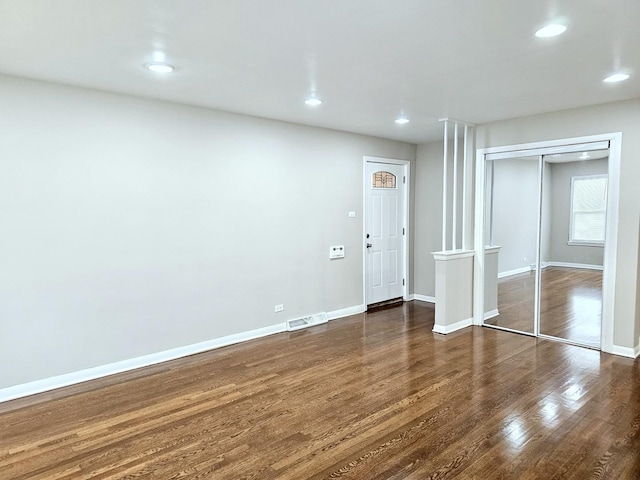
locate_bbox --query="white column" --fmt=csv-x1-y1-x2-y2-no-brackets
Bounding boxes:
442,120,448,251
452,122,458,251
462,124,468,250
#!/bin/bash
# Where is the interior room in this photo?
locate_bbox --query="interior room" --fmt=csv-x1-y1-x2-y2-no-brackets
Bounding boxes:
1,1,639,478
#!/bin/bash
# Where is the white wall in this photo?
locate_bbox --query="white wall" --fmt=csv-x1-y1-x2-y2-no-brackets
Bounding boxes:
489,158,539,274
414,137,470,300
0,74,416,389
414,142,443,298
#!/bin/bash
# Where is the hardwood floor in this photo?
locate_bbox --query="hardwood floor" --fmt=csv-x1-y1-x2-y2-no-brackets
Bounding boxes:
1,301,639,479
487,271,536,334
539,267,602,347
486,267,602,347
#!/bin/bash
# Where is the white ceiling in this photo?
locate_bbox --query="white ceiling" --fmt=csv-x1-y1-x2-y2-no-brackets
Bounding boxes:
1,0,638,144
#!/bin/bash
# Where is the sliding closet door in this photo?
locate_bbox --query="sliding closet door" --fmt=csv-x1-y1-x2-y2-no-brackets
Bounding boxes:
538,151,607,348
484,157,539,335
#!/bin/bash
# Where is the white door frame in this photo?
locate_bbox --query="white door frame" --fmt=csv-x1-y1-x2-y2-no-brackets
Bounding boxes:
473,132,622,354
363,156,410,306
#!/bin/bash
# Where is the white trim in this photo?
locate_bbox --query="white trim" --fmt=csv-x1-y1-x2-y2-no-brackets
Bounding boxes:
431,249,475,261
1,301,370,404
475,132,621,355
462,124,469,249
498,266,532,278
362,159,367,308
453,122,459,249
363,156,411,305
534,154,543,337
546,262,603,271
412,294,436,303
569,174,608,245
442,121,448,250
327,304,366,320
636,343,640,358
483,140,610,161
433,318,473,334
473,148,486,326
611,344,638,359
438,117,476,127
484,309,500,320
600,133,621,354
0,322,286,404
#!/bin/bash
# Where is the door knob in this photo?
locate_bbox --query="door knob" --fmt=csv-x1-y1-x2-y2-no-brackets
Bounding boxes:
366,243,373,248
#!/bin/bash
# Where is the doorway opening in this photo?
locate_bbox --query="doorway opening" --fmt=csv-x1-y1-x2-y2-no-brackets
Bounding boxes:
363,157,410,309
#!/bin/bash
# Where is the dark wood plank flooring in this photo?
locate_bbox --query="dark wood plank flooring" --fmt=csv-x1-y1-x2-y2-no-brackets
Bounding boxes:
539,267,602,347
486,267,602,347
487,271,537,334
1,301,638,479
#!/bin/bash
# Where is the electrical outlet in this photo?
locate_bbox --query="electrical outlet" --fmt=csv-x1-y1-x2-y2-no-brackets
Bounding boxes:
274,304,284,313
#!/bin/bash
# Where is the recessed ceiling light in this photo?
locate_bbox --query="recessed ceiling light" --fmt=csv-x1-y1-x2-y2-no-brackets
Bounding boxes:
603,73,630,83
535,24,567,38
145,63,175,73
580,152,590,159
305,98,322,106
395,117,410,125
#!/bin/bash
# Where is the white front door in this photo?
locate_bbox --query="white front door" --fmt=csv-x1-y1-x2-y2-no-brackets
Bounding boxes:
365,161,406,305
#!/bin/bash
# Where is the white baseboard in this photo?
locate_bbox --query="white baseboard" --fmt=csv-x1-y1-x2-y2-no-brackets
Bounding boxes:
0,322,288,404
412,294,436,303
484,309,499,320
433,317,473,335
0,303,370,404
499,262,603,279
611,344,639,359
546,262,603,271
498,266,531,278
327,304,365,320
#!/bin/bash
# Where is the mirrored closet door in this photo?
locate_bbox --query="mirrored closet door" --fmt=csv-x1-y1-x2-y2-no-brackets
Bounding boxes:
538,151,608,348
483,145,608,349
483,156,540,336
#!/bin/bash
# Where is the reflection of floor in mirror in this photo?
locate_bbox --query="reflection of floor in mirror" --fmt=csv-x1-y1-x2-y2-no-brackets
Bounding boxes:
485,267,602,348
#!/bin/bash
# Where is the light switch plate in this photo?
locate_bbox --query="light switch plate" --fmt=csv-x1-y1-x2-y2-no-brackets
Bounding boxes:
348,211,356,217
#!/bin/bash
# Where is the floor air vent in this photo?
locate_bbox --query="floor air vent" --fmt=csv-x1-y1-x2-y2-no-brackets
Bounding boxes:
286,312,328,331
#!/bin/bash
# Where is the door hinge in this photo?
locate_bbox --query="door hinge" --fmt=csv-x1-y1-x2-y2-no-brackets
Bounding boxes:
402,227,405,235
403,176,406,184
402,278,405,286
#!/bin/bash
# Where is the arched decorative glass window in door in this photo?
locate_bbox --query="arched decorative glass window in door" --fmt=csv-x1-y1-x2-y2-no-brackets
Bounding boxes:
372,171,396,188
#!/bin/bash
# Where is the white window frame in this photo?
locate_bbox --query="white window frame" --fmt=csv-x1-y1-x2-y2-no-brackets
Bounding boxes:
568,174,607,247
